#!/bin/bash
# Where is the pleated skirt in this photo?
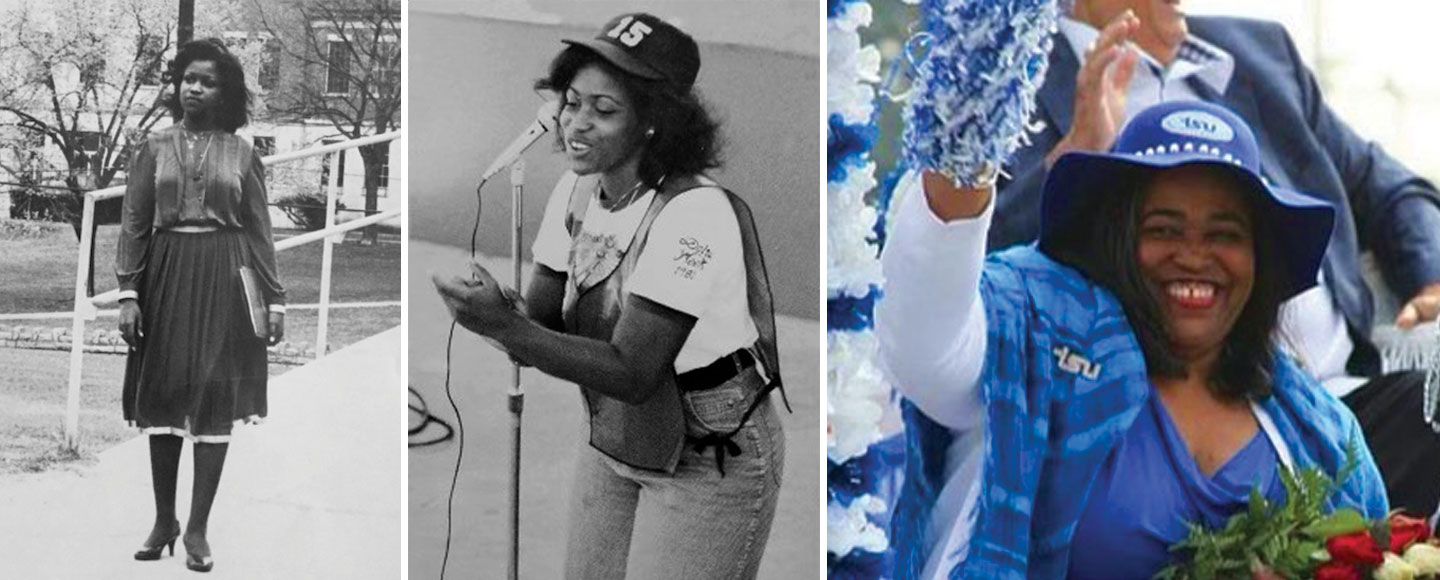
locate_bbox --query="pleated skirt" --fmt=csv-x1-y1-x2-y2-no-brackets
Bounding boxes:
121,229,267,442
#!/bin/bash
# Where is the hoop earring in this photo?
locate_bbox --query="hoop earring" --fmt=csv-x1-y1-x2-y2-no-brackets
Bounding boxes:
645,127,655,139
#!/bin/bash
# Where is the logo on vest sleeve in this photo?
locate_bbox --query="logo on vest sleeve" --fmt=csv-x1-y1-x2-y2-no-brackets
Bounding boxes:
1160,110,1235,142
1053,345,1102,380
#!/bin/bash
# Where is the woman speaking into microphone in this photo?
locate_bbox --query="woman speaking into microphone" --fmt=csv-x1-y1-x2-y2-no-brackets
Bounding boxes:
433,13,788,580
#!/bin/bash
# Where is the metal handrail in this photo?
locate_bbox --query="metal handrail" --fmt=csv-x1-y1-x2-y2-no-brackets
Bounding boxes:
83,130,403,202
63,130,404,448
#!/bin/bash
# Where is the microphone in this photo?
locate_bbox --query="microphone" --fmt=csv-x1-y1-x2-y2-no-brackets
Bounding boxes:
480,100,561,182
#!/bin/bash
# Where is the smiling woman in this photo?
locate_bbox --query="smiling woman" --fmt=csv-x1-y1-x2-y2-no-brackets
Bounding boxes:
877,100,1388,580
1046,163,1288,403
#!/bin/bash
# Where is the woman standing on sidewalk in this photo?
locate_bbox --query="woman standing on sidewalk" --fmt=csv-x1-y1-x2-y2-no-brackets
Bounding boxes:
116,38,284,573
433,13,788,580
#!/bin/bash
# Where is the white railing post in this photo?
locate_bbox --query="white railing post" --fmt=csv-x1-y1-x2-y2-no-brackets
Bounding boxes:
317,148,340,356
64,195,98,450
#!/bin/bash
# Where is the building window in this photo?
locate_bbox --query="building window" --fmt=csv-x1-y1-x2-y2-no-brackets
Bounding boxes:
320,139,345,189
79,56,105,88
374,145,390,197
70,131,104,172
137,34,164,86
253,136,275,158
377,41,399,96
259,38,281,90
325,40,349,95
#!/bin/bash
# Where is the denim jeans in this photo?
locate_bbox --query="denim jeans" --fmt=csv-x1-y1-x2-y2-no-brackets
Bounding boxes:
563,385,785,580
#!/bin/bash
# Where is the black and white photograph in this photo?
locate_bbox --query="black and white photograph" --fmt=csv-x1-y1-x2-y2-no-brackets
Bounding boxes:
406,1,820,579
0,0,402,577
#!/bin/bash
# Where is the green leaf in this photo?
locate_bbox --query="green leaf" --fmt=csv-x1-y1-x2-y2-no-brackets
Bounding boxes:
1301,508,1367,539
1369,519,1390,554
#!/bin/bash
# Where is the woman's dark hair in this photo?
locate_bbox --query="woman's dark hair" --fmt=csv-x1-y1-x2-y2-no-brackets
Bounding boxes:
1047,167,1288,401
162,38,251,132
534,45,722,189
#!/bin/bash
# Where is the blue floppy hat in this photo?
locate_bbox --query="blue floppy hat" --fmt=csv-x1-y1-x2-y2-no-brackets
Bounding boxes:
1038,100,1336,300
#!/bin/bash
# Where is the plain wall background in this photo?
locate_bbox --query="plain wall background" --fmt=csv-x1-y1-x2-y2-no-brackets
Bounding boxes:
408,9,820,318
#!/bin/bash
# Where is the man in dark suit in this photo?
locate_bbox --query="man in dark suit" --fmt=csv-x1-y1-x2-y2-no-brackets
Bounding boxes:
992,0,1440,515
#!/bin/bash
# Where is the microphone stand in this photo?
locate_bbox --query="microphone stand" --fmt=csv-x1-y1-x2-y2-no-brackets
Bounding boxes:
506,159,525,580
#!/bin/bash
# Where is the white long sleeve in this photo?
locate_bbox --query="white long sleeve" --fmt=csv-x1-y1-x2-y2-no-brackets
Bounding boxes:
874,172,991,431
874,172,993,579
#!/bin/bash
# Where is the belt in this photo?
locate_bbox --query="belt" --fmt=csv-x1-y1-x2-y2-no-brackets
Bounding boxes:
164,224,222,233
676,349,756,393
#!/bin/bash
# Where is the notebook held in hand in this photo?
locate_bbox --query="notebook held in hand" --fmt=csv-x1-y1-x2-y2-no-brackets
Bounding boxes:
238,266,268,339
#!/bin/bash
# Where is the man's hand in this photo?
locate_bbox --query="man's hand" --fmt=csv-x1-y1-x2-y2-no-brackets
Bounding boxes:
1395,282,1440,329
1046,9,1141,167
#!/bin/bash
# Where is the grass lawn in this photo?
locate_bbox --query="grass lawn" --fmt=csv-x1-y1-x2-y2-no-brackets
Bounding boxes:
0,349,131,474
0,218,400,475
280,306,401,356
0,219,400,313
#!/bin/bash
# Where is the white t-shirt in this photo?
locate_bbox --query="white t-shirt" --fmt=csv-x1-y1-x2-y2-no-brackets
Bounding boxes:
533,173,759,374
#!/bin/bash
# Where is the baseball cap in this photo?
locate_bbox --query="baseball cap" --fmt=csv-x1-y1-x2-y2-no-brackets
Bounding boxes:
1039,100,1336,300
562,13,701,89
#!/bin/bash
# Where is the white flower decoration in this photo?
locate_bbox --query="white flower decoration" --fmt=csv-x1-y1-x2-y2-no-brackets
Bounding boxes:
1403,543,1440,575
827,494,889,557
1376,552,1421,580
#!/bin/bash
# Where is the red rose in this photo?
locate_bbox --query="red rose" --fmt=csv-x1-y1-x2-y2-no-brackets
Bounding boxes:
1326,531,1384,566
1388,513,1433,553
1313,561,1361,580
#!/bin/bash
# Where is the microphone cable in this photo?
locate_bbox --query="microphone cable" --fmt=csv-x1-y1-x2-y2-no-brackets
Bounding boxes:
408,386,454,447
438,176,488,580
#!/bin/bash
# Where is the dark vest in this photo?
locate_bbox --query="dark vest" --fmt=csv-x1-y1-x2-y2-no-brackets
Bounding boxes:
560,173,787,473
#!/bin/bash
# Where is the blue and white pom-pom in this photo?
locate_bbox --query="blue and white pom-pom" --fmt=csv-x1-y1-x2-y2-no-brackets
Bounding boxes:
900,0,1059,185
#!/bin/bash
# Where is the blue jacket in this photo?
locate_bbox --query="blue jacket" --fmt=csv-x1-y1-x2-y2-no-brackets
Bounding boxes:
991,16,1440,376
891,247,1388,580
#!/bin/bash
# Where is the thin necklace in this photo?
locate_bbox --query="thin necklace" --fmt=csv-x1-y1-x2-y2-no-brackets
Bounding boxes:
182,126,215,207
598,179,646,211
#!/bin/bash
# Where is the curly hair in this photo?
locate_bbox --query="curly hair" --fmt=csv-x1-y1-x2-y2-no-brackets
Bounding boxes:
1046,167,1288,402
534,45,723,189
162,38,252,133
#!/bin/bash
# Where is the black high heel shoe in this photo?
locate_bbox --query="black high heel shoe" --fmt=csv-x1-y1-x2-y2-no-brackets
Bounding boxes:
133,521,181,561
183,535,214,573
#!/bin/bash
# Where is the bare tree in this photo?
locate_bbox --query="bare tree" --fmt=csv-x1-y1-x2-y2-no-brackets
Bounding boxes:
0,0,247,293
252,0,400,245
0,0,176,236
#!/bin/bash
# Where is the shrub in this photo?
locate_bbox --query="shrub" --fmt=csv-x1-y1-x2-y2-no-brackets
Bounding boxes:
276,190,346,231
8,186,77,223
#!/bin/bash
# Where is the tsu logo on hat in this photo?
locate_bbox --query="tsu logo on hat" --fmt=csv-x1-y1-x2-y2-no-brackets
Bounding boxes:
1159,110,1235,142
563,13,701,89
1039,100,1336,300
1112,100,1262,175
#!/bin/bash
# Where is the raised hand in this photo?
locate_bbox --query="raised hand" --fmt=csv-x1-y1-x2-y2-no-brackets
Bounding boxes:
1046,9,1141,167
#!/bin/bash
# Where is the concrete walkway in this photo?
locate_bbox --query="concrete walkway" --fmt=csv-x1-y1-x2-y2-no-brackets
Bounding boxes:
0,327,402,579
